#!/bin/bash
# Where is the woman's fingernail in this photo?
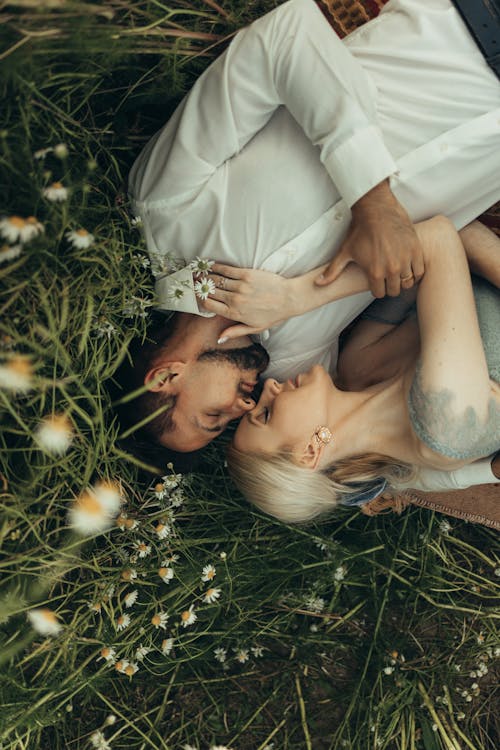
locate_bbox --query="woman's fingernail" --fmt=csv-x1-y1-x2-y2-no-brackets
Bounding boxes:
217,336,228,345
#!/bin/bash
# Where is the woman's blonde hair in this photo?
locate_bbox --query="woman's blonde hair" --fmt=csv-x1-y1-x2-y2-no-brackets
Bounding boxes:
226,445,413,523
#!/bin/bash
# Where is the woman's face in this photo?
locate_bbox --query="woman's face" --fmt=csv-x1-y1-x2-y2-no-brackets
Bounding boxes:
232,364,333,456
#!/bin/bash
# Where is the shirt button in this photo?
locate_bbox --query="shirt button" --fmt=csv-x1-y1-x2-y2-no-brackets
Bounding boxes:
334,211,344,221
287,246,296,258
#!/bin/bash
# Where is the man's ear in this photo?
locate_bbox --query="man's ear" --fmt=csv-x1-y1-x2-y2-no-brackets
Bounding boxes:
144,361,186,393
296,438,324,470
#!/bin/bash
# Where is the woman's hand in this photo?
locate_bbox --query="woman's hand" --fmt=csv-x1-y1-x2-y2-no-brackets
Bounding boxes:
199,263,294,341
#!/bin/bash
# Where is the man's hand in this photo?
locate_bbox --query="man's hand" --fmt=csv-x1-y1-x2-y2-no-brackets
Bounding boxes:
315,180,425,298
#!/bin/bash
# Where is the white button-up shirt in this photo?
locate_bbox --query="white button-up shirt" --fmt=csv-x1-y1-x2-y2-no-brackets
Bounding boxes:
129,0,500,488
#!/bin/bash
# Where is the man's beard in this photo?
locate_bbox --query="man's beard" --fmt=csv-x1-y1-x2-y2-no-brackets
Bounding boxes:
198,341,270,374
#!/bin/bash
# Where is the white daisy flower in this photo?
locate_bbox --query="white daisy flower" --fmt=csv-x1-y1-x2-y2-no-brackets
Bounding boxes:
35,413,73,455
0,216,25,243
0,356,33,392
92,316,118,339
383,666,395,675
153,482,168,500
201,564,216,582
53,142,68,159
68,488,116,536
0,215,43,244
161,637,174,655
151,612,169,630
169,489,185,508
34,147,53,160
219,551,227,560
116,613,131,631
0,244,23,264
124,590,139,608
193,277,215,301
251,645,265,658
154,522,171,540
135,253,150,269
131,216,142,227
303,595,325,613
122,295,153,319
189,256,214,274
439,519,452,534
22,216,44,243
158,566,174,584
203,587,221,604
166,281,187,306
90,730,111,750
104,715,117,726
135,645,152,661
214,647,227,663
180,605,197,628
116,513,139,531
210,744,234,750
235,648,249,664
120,568,138,582
93,480,122,514
133,540,151,558
162,554,179,566
98,646,117,664
65,228,94,249
334,565,346,582
42,181,68,202
162,471,183,490
27,608,62,636
123,662,139,677
183,745,197,750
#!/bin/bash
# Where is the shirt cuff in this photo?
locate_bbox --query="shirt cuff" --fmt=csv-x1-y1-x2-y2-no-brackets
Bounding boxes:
155,267,215,318
323,125,398,208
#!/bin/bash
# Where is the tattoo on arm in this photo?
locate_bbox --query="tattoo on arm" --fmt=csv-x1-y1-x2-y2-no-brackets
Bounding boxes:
408,363,500,460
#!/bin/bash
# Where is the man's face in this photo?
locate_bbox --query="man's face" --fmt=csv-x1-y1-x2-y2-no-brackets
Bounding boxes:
160,342,269,452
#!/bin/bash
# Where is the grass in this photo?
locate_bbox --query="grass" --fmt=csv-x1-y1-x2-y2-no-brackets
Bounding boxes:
1,1,499,748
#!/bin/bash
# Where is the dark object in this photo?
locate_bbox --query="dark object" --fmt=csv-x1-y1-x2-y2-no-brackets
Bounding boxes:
451,0,500,78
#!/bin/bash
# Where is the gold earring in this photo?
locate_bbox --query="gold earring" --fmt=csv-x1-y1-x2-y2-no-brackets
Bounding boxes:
313,426,333,445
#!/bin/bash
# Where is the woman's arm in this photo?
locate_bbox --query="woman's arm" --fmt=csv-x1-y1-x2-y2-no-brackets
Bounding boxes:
408,217,500,463
201,260,371,340
458,220,500,288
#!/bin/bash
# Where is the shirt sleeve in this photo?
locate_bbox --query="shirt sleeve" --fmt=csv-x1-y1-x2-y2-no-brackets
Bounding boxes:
129,0,397,211
393,456,498,492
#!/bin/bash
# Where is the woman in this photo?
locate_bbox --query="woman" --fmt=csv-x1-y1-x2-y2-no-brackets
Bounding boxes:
221,217,500,522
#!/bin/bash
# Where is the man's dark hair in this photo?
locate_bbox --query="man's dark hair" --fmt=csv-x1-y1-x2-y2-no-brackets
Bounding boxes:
110,312,200,473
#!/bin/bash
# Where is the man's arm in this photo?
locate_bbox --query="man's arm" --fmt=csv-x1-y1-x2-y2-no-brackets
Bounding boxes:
130,0,396,210
316,179,424,298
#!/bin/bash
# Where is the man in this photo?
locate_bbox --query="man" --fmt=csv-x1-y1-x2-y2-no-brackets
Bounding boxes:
126,0,500,489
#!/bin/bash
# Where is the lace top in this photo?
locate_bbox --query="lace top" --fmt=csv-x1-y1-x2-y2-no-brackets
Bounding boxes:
408,278,500,460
